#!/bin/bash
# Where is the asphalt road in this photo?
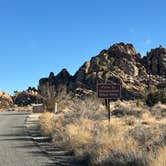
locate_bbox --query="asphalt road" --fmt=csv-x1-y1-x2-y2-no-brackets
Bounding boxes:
0,111,53,166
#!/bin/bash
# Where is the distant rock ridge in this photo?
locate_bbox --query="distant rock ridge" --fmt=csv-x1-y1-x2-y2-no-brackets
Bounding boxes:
13,87,43,106
38,42,166,99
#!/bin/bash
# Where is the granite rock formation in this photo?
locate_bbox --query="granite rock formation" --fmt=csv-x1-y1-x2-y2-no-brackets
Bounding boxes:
38,43,166,100
70,43,148,99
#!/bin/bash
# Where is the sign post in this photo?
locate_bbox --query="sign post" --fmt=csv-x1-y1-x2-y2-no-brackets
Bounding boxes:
97,83,121,122
54,102,58,113
54,98,58,113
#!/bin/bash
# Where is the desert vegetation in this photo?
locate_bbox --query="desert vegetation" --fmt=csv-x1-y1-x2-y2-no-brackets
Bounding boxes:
39,95,166,166
145,88,166,106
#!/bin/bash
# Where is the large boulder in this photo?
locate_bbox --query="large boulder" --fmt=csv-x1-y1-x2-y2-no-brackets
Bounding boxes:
0,90,13,108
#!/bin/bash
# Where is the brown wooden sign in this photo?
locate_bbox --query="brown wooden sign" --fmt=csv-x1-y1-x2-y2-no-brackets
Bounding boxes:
97,83,121,99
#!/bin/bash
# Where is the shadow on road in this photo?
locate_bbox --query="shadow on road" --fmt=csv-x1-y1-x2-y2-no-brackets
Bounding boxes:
0,118,57,166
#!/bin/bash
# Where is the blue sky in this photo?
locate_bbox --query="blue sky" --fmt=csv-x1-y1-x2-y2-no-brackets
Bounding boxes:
0,0,166,94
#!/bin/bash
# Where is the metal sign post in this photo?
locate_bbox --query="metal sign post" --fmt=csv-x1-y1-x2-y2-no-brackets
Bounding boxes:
98,83,121,123
107,99,111,122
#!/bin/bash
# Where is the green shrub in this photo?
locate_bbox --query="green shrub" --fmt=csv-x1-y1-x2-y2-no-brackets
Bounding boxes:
146,89,166,107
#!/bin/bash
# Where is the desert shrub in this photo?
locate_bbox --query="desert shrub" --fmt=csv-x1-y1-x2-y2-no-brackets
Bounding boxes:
129,126,152,145
136,99,143,107
148,146,166,166
160,90,166,104
39,112,55,136
43,93,73,112
43,98,55,112
39,98,166,166
129,124,166,152
145,89,166,106
93,151,147,166
111,101,144,118
151,102,166,118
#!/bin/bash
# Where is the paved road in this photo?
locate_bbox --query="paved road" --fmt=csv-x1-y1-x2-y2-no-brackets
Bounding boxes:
0,111,54,166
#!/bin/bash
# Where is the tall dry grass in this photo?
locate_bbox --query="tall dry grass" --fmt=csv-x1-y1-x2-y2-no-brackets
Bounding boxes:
39,97,166,166
148,146,166,166
39,112,55,136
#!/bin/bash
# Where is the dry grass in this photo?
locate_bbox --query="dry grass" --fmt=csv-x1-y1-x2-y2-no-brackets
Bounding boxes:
39,98,166,166
14,106,33,112
0,106,33,112
39,112,55,136
151,102,166,118
148,146,166,166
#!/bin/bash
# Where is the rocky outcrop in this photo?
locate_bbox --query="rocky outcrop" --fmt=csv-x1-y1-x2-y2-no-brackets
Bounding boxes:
70,43,148,99
108,43,146,76
108,43,140,61
38,69,71,98
38,43,166,100
142,46,166,76
13,87,43,106
0,90,13,109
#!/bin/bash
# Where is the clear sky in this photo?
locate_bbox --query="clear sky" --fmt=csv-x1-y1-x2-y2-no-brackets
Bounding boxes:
0,0,166,94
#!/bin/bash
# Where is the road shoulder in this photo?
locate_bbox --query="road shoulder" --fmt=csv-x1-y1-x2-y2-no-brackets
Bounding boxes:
25,113,86,166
